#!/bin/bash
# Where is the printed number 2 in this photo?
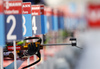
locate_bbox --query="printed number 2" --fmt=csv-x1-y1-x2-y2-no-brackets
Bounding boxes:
32,16,37,34
7,15,17,40
23,16,26,36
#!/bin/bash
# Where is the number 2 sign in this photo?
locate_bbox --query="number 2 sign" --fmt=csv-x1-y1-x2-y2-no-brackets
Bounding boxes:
4,1,23,41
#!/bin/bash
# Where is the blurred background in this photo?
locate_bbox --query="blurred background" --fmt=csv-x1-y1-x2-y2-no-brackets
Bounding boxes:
3,0,100,69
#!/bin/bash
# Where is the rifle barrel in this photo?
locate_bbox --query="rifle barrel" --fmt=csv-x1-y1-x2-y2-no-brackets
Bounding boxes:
42,43,71,46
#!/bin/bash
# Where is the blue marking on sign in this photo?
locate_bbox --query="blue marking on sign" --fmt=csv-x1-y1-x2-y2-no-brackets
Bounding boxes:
47,16,52,32
44,15,48,33
58,16,64,30
60,16,64,29
5,14,23,41
32,15,47,35
65,17,80,30
52,16,58,31
0,14,5,46
32,15,41,35
41,15,47,34
23,14,32,37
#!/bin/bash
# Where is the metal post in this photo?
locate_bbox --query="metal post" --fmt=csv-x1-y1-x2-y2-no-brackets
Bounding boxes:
33,35,37,69
27,57,30,69
41,35,44,64
53,31,56,54
34,55,37,69
0,47,3,69
13,40,17,69
26,38,30,69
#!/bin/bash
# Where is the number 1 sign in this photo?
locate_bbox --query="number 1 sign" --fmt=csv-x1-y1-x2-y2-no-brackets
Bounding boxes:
4,1,23,41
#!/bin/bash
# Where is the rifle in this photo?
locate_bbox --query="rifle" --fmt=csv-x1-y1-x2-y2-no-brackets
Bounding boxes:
3,37,79,69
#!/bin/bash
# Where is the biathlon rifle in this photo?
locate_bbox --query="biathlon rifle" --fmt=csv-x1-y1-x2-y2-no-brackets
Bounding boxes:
3,37,80,69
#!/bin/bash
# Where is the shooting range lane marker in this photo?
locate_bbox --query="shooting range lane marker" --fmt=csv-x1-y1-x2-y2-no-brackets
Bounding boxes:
13,40,17,69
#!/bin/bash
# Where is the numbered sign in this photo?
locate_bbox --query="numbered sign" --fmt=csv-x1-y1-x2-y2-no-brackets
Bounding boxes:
45,7,53,32
52,9,58,31
4,1,22,41
58,11,64,30
0,0,5,46
22,2,32,37
87,4,100,28
65,16,80,31
31,5,47,35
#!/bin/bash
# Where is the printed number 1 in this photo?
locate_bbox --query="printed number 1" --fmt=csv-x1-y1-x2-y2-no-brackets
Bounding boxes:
32,16,37,34
7,15,17,40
